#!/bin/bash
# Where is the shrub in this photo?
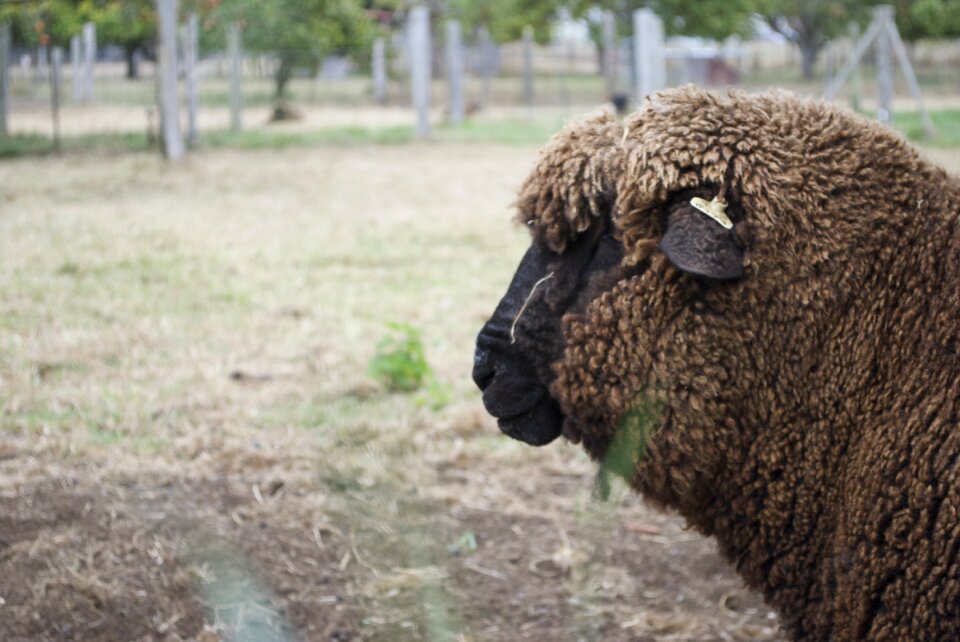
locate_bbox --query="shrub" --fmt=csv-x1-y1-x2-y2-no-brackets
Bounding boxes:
369,323,432,392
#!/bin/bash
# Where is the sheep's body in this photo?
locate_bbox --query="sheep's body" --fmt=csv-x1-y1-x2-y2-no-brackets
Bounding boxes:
476,87,960,640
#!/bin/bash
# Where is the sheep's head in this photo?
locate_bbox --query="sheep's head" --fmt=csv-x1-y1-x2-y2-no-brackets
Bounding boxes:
474,87,945,504
474,202,746,449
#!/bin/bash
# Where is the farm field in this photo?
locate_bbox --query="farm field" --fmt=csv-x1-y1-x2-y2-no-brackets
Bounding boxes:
6,132,957,640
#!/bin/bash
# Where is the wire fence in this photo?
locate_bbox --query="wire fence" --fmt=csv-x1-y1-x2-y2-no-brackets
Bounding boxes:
4,18,960,147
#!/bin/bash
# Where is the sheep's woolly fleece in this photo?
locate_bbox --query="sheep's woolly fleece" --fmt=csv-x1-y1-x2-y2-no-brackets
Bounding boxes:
523,87,960,640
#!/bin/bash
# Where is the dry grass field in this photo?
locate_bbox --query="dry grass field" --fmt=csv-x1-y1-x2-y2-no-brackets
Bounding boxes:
7,133,957,640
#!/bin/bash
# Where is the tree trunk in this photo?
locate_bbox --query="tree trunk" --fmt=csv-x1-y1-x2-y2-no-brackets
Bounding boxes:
274,56,294,101
799,41,819,79
270,55,303,121
125,44,139,79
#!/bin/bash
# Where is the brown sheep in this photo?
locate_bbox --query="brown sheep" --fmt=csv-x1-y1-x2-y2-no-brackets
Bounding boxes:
472,86,960,640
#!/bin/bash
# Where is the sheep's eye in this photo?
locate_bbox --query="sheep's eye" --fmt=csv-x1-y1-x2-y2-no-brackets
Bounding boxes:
526,219,535,227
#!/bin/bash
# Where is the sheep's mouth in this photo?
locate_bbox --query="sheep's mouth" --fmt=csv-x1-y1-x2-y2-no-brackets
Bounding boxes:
492,393,564,446
474,353,564,446
477,378,564,446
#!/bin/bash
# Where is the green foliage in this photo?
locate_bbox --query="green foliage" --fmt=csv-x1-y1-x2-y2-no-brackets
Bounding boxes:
369,322,432,393
447,531,478,555
752,0,882,77
576,0,756,41
0,133,53,158
0,0,85,47
0,131,150,157
753,0,960,76
893,0,960,40
94,0,155,49
206,0,377,100
446,0,567,44
368,322,451,410
595,396,661,501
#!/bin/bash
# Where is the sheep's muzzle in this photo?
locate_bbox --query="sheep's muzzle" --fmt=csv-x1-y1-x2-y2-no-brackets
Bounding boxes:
473,225,625,446
472,243,565,446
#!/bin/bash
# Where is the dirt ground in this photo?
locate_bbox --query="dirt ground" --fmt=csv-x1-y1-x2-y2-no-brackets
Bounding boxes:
12,137,957,641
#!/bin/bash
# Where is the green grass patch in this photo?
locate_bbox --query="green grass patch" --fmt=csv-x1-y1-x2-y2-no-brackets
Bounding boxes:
891,109,960,147
86,424,126,447
433,118,563,145
202,118,562,150
0,131,151,158
0,132,51,158
1,116,562,159
202,125,416,149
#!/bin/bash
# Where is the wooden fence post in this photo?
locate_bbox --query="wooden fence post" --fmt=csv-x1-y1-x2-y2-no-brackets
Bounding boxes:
0,23,9,135
874,5,893,123
81,21,96,103
70,34,81,104
373,36,387,104
602,10,617,97
182,13,199,146
409,5,431,138
228,23,243,132
155,0,184,159
446,20,464,124
51,46,63,153
633,9,664,104
522,25,534,107
848,22,861,111
478,26,493,111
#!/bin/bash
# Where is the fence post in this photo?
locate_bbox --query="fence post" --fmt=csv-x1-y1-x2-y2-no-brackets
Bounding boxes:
559,38,574,109
70,34,81,104
155,0,184,160
372,36,387,104
633,8,664,104
408,5,431,138
227,23,243,132
182,13,199,146
50,47,63,153
35,46,49,93
874,5,893,123
848,21,861,111
478,26,493,111
82,21,96,103
602,10,617,97
0,23,9,135
522,25,534,107
447,21,464,124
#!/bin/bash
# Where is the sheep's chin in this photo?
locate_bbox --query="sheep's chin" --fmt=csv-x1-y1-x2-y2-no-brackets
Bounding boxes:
496,397,564,446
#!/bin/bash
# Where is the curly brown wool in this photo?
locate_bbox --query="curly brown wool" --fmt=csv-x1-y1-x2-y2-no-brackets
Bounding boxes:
534,87,960,640
514,110,625,253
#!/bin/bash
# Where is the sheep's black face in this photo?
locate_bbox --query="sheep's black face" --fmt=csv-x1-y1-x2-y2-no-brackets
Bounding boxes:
473,222,624,445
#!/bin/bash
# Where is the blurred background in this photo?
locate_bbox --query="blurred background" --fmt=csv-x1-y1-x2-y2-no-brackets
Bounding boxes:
1,1,958,641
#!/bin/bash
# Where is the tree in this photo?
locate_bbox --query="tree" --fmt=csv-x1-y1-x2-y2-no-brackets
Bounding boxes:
0,0,85,48
754,0,878,79
207,0,376,106
96,0,156,78
446,0,568,44
891,0,960,40
577,0,755,41
570,0,754,88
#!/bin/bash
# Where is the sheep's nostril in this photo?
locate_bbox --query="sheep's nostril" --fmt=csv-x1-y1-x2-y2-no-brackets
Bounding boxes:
472,349,496,390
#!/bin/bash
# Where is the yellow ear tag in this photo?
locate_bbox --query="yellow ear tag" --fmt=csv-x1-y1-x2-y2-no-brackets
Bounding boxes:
690,196,733,230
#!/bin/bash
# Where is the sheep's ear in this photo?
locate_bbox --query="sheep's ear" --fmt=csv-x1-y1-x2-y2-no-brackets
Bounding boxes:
659,203,745,280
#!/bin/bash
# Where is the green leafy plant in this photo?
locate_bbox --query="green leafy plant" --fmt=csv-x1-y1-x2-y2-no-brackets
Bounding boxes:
369,322,432,393
447,531,478,555
595,395,662,501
